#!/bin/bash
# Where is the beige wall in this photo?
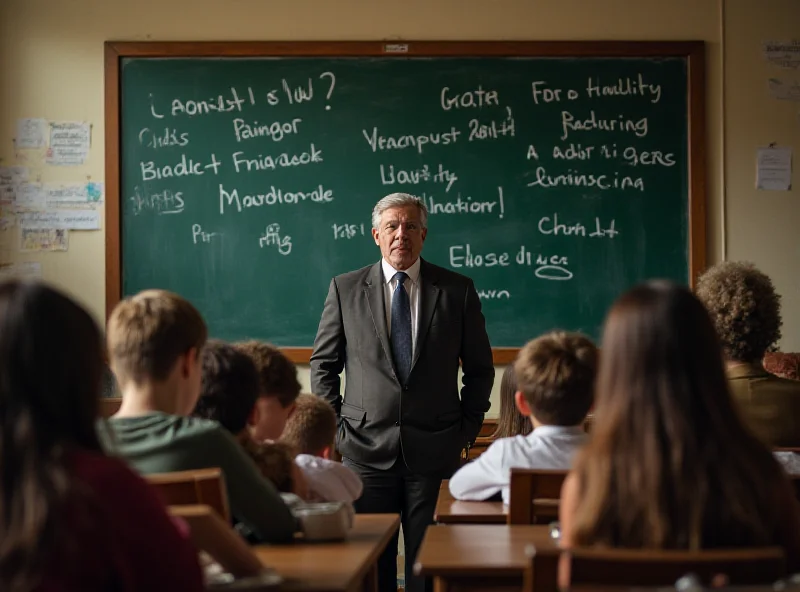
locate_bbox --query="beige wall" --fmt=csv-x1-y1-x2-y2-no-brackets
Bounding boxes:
0,0,794,413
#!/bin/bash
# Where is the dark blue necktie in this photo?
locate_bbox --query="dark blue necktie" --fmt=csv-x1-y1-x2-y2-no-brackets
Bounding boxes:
391,271,412,384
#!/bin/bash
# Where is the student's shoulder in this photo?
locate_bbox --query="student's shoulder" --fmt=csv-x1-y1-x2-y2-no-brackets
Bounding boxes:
71,450,161,501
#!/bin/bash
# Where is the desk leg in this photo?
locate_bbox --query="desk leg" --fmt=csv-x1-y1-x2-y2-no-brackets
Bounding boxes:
363,563,378,592
433,577,451,592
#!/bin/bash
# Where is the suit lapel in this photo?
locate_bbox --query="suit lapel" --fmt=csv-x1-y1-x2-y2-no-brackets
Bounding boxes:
412,259,440,370
364,262,393,368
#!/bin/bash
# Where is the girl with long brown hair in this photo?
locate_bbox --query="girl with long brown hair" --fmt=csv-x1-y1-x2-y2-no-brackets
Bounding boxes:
491,364,533,440
559,281,800,578
0,281,204,591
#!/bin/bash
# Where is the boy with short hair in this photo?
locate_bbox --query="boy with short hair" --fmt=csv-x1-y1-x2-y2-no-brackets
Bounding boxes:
102,290,296,543
281,394,363,503
235,340,301,442
448,331,597,504
194,340,308,499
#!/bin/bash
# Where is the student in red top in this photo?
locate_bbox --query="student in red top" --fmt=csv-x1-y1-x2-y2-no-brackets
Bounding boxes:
0,280,204,592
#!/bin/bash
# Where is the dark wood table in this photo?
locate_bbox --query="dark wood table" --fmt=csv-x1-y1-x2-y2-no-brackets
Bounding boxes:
254,514,400,592
435,481,507,524
414,524,560,592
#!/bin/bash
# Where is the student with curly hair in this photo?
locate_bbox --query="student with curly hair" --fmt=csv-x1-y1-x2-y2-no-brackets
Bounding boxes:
559,281,800,587
696,261,800,448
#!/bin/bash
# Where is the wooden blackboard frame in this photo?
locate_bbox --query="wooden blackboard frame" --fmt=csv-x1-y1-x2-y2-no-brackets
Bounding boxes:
104,40,706,364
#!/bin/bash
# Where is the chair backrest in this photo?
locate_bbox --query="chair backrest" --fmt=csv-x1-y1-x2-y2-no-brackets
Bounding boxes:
563,546,785,588
98,397,122,418
507,469,568,525
169,504,265,579
147,467,231,523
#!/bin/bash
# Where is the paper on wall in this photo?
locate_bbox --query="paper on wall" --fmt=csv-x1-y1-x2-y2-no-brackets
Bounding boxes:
46,181,104,204
14,118,47,149
764,40,800,69
756,146,793,191
46,121,90,165
15,183,46,207
768,78,800,102
0,166,29,205
19,228,68,252
0,262,42,281
18,209,100,230
0,208,16,231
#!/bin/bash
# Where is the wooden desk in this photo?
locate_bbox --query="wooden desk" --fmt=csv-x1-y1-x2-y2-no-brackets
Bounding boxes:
414,524,560,592
254,514,400,592
435,485,507,525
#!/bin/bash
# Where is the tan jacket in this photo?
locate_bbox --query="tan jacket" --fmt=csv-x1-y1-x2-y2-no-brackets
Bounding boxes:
728,363,800,448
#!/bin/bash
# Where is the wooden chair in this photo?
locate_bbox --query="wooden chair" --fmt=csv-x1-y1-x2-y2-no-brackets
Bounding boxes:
98,397,122,418
554,546,786,590
147,467,231,523
169,504,266,579
507,469,567,525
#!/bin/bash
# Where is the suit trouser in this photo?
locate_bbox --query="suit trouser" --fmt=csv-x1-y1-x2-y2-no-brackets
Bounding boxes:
343,456,440,592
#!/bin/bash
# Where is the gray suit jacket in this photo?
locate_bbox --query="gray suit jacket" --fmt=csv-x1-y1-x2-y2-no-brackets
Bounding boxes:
310,258,494,476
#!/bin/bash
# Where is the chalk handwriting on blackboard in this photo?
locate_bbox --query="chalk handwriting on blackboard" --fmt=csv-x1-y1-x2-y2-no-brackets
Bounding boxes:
140,154,221,181
259,223,292,255
219,184,334,214
192,224,220,244
231,145,323,172
233,118,303,143
332,223,367,240
362,126,462,154
527,166,645,191
138,127,189,149
440,86,500,111
129,187,184,216
585,75,662,104
560,111,648,141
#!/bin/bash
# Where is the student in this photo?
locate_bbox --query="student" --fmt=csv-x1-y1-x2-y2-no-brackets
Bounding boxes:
0,281,203,591
281,394,364,503
559,281,800,586
194,339,308,498
101,289,296,544
491,364,533,439
449,332,596,504
696,261,800,448
235,340,301,442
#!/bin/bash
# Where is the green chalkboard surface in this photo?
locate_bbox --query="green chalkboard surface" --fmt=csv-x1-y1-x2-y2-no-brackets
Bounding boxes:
107,42,705,358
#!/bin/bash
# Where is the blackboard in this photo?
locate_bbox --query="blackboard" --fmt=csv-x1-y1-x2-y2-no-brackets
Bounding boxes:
105,42,706,363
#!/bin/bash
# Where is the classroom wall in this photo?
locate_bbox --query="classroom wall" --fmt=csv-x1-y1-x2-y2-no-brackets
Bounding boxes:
0,0,793,413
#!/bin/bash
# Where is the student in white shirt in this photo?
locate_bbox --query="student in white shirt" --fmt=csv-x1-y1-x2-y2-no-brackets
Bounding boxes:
449,331,597,505
281,394,363,503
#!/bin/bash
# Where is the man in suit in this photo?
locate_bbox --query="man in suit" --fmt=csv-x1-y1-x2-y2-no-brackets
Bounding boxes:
311,193,494,592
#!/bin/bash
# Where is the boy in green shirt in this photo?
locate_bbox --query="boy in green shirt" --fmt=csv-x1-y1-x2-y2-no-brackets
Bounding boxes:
101,289,296,543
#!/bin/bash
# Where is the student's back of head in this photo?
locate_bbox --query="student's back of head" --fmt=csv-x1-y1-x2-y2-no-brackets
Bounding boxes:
107,289,207,415
570,281,790,550
281,394,337,457
0,281,104,588
695,261,782,364
234,340,301,441
513,331,597,427
195,339,260,435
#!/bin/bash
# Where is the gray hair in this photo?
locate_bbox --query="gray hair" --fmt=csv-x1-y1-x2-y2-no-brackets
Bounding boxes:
371,193,428,230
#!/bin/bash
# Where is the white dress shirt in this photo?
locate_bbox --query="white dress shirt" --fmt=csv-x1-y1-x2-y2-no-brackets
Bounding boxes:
448,425,588,505
381,257,421,355
294,454,364,503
